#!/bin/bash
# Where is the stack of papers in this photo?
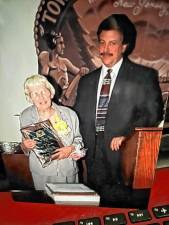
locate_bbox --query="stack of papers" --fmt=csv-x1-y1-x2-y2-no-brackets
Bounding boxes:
45,183,100,206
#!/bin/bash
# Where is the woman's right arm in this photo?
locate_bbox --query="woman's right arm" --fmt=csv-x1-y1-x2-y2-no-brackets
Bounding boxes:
68,110,87,160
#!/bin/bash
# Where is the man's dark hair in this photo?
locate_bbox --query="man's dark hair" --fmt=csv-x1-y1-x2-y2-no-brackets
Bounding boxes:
97,14,137,56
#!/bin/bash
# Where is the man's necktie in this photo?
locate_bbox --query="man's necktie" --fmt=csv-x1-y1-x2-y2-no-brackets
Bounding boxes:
96,69,112,132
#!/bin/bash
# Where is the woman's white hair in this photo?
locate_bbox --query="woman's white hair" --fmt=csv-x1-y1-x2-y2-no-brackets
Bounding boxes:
24,74,55,103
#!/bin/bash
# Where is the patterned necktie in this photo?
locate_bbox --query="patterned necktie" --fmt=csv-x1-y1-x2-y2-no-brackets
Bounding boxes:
96,69,112,132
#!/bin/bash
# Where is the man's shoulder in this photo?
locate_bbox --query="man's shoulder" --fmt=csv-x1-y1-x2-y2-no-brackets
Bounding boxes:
126,58,157,74
38,51,49,61
80,67,101,82
84,67,101,76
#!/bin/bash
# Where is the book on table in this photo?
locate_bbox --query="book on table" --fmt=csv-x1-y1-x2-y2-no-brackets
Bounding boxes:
45,183,100,206
20,119,63,167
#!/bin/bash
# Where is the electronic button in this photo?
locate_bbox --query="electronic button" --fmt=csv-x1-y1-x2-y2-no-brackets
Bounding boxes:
104,213,127,225
128,209,152,223
152,205,169,218
78,217,101,225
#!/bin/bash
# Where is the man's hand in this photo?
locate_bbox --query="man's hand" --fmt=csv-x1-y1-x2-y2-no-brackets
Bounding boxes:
51,146,74,160
110,136,126,151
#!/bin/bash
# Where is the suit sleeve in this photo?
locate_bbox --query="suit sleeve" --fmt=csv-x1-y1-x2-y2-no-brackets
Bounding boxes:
134,69,164,127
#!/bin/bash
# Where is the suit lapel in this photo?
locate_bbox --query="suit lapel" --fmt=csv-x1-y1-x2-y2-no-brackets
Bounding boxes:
88,68,101,124
90,67,101,107
109,59,130,104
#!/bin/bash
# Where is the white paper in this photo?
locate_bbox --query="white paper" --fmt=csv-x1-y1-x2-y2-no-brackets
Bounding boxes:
46,183,96,193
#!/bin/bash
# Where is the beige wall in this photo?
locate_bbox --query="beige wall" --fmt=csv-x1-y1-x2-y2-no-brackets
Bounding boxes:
0,0,40,142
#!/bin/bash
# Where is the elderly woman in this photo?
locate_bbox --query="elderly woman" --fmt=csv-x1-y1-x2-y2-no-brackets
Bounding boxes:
20,74,86,190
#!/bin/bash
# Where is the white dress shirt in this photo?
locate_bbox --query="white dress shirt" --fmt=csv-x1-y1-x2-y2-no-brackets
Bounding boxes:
96,58,123,109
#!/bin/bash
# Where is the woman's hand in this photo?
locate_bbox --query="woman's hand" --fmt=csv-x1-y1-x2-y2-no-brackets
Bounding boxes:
69,152,82,160
51,146,74,160
21,139,36,152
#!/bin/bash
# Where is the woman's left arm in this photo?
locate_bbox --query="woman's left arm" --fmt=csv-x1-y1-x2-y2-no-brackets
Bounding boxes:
51,108,86,160
68,110,86,160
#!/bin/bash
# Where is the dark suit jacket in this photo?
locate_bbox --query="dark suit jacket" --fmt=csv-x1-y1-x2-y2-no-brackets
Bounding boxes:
74,58,163,167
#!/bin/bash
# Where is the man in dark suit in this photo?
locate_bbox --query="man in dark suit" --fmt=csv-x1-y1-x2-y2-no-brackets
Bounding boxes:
74,14,163,203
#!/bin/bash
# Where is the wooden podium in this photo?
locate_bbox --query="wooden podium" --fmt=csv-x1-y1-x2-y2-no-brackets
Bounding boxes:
121,127,163,189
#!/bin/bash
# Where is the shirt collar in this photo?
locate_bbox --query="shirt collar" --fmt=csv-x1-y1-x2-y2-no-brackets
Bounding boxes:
101,57,123,79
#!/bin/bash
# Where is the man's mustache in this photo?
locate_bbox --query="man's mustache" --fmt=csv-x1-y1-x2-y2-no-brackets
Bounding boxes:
100,52,113,56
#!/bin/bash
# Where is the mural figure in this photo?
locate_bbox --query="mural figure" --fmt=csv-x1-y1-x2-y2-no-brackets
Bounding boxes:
38,31,89,106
